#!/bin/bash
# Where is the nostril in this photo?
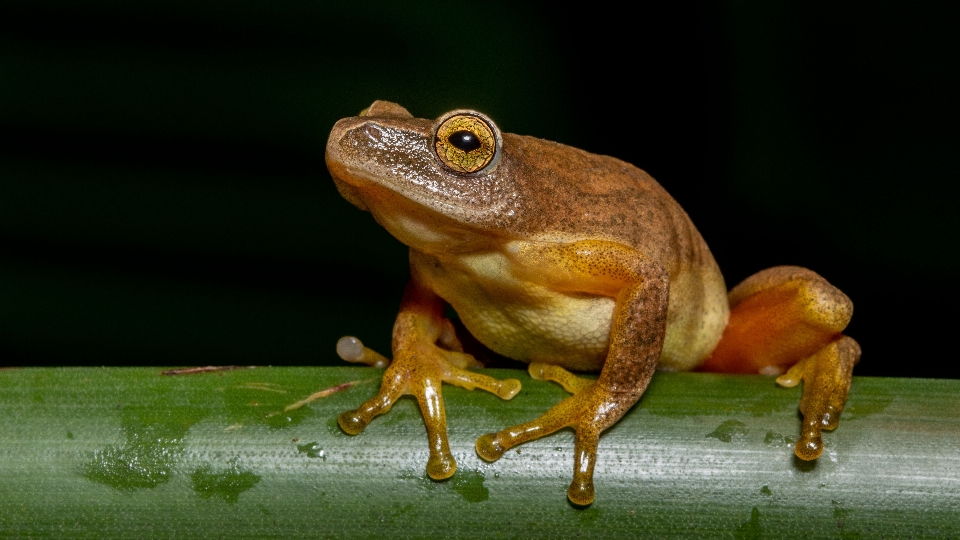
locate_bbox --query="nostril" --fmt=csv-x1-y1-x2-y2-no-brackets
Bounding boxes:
364,125,383,142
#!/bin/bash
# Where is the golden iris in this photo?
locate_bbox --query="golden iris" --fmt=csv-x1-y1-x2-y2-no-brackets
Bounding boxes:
434,114,497,173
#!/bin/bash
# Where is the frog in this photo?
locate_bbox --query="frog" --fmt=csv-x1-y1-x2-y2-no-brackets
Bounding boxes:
324,100,860,506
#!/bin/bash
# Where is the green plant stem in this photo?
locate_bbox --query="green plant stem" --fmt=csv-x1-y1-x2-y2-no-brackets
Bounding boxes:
0,367,957,538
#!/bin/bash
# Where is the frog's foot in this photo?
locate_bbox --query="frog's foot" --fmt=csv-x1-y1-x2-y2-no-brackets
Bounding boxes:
338,338,521,480
528,362,594,394
776,336,860,460
702,266,861,460
477,363,618,506
336,336,390,368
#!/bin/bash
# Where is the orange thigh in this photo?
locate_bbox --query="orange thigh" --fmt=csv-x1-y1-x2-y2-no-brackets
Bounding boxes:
700,266,852,374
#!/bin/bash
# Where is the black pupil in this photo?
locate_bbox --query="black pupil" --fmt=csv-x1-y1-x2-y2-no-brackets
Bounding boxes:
448,130,483,152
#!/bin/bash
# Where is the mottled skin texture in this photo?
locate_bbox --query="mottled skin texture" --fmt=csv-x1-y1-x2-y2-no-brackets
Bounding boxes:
325,101,860,505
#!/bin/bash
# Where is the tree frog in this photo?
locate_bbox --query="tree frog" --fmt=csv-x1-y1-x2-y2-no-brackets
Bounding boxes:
324,101,860,506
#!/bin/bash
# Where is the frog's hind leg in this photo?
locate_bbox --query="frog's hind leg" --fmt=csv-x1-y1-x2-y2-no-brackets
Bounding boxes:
700,266,861,460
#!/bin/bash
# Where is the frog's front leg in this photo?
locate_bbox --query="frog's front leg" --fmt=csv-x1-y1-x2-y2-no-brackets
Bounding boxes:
476,240,669,506
338,280,521,480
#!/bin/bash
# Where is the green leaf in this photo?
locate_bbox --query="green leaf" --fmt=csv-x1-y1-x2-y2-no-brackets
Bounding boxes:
0,368,957,538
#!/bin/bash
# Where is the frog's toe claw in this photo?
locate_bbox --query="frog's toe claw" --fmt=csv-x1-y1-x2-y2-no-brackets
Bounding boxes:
427,452,456,480
528,363,549,380
475,433,506,461
821,404,842,430
796,420,824,460
497,379,522,400
567,478,595,507
778,336,860,461
337,410,369,435
336,336,390,368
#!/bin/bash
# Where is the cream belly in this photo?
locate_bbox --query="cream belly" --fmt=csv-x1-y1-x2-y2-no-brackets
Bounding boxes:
411,248,729,372
412,249,613,371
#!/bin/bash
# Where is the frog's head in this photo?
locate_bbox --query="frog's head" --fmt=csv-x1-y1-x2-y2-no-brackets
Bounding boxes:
326,101,521,252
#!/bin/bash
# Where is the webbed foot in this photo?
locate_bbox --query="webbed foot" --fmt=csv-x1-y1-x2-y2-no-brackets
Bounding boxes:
338,334,521,480
476,363,623,505
776,336,860,460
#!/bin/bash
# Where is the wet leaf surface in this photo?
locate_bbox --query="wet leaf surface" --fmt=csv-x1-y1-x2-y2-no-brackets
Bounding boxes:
0,368,957,538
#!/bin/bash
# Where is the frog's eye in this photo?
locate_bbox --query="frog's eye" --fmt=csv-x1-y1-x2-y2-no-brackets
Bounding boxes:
433,112,500,174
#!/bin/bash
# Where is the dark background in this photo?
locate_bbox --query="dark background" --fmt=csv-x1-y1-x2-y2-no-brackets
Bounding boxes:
2,2,957,378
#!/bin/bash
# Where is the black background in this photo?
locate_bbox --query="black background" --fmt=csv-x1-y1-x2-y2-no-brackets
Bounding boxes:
2,2,957,378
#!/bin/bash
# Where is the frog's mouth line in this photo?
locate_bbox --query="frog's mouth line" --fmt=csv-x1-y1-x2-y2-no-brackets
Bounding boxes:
333,162,516,230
